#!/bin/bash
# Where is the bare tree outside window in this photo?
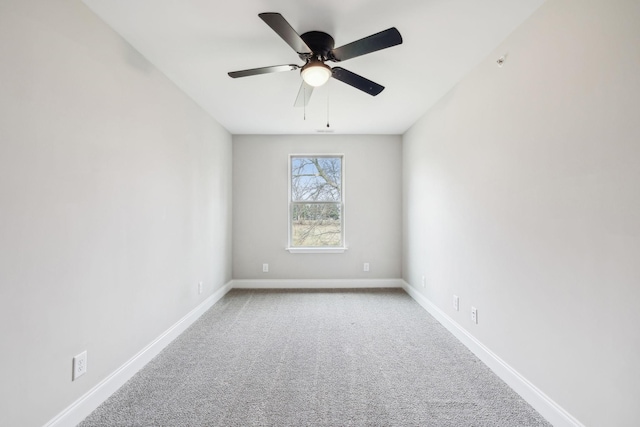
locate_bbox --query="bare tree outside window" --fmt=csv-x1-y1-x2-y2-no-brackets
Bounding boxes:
290,156,343,247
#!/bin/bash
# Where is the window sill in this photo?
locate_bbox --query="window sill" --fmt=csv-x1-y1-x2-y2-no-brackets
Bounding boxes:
286,247,348,254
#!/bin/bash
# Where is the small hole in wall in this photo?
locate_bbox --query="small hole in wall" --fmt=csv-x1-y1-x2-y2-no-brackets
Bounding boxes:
497,54,507,67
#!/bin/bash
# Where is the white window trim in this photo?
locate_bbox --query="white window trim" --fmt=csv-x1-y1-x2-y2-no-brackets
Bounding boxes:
285,247,348,254
287,154,346,253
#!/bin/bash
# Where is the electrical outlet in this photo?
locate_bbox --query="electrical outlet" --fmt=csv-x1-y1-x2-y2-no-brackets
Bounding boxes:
363,262,370,272
471,307,478,324
421,276,426,288
453,295,459,311
198,281,203,294
73,351,87,381
262,263,269,273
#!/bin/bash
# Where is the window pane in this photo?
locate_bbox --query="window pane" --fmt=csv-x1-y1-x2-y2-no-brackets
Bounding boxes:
291,203,342,247
291,157,341,202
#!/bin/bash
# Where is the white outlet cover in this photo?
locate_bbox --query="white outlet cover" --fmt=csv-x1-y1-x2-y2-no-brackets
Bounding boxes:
471,307,478,324
364,263,370,272
73,351,87,381
262,263,269,273
453,295,459,311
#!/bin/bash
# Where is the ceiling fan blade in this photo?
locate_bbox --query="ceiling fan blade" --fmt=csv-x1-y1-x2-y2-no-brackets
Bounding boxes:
228,64,299,78
330,27,402,62
294,81,314,107
331,67,384,96
259,13,312,54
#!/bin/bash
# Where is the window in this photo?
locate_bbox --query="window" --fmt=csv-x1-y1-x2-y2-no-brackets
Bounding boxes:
288,155,345,253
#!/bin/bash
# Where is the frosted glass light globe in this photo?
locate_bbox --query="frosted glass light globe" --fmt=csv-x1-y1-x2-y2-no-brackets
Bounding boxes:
301,62,332,87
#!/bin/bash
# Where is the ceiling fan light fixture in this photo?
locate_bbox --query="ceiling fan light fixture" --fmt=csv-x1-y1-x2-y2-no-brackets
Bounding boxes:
301,61,332,87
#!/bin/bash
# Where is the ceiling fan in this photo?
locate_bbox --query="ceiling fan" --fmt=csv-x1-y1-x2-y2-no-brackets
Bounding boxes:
228,13,403,106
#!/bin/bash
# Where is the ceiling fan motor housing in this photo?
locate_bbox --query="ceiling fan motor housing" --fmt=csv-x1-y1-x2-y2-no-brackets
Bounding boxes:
299,31,335,61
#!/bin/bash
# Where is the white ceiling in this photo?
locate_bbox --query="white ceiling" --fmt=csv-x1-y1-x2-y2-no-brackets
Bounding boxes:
83,0,545,135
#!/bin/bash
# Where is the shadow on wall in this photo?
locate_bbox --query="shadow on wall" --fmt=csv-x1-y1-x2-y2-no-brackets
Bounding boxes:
120,38,154,74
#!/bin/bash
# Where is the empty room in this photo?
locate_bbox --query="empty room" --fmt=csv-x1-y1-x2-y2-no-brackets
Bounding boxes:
1,0,638,426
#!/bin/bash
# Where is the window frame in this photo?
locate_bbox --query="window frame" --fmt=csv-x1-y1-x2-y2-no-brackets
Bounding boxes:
286,154,347,254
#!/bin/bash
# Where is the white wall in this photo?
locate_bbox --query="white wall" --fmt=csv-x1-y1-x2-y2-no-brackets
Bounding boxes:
233,135,401,281
0,1,232,426
402,0,640,425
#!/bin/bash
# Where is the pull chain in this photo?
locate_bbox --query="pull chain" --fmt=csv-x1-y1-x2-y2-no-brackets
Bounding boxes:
326,80,330,128
303,86,307,121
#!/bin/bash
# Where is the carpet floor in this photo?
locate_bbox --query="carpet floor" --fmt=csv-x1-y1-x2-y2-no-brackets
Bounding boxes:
79,288,551,426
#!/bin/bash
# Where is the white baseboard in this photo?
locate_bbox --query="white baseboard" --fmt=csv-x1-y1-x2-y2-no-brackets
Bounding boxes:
401,281,584,427
43,280,234,427
45,279,579,427
231,278,404,289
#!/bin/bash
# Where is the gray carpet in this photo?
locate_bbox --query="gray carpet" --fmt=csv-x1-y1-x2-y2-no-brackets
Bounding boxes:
79,289,551,426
